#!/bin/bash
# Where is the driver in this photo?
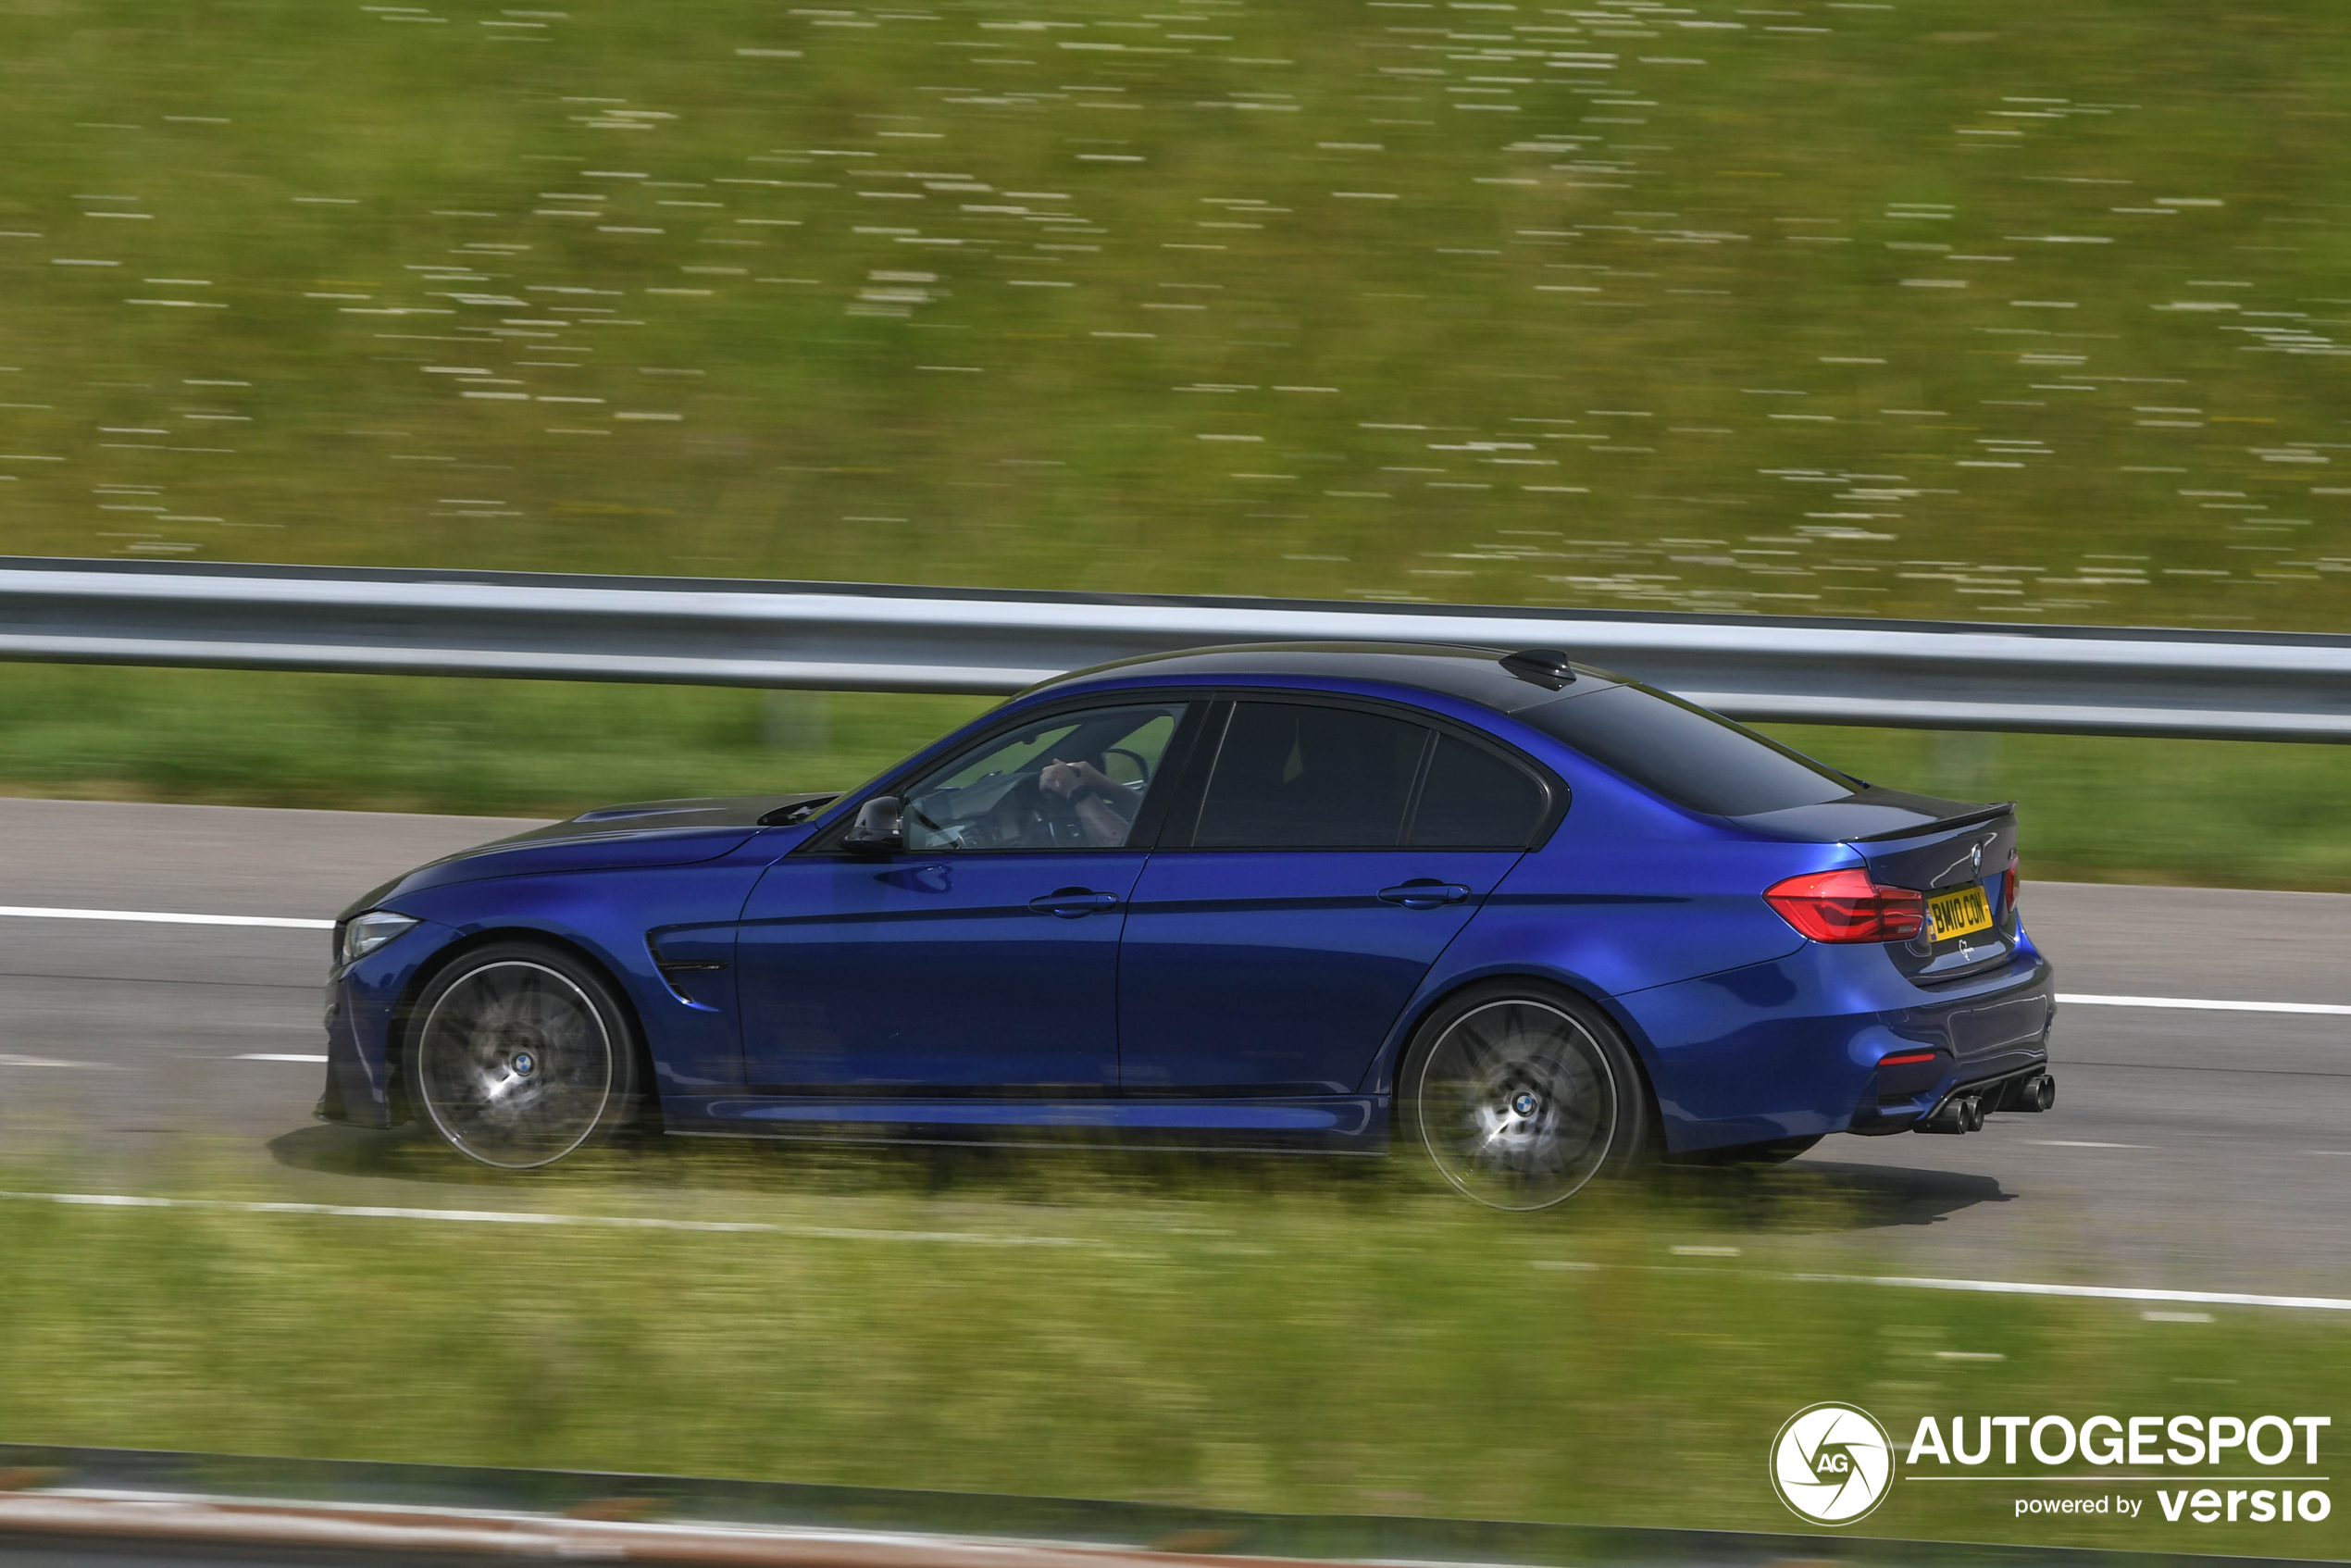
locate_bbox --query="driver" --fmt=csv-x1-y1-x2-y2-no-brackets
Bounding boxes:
1039,757,1139,847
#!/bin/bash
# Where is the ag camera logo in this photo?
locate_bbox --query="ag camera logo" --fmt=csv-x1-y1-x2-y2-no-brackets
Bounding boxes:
1772,1403,1897,1525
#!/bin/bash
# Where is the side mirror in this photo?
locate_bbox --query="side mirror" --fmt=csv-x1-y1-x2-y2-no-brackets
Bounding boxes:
843,795,903,854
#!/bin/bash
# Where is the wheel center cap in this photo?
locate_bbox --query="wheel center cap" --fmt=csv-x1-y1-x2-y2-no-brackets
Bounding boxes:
1510,1089,1540,1118
510,1051,536,1076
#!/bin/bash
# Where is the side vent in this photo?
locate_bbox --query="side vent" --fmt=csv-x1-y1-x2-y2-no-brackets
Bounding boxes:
647,928,733,1014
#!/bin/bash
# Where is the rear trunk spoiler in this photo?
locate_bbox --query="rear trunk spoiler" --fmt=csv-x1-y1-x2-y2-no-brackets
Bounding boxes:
1849,801,2016,842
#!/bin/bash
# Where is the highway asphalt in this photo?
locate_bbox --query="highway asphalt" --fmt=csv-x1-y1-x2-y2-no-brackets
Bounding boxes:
0,795,2344,1300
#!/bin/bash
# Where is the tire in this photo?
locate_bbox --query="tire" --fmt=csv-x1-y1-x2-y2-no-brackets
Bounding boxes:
1398,981,1653,1211
407,940,642,1170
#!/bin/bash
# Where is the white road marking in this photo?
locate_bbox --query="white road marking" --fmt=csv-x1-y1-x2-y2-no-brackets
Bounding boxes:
0,904,333,930
1533,1259,2351,1313
1792,1270,2351,1313
2059,990,2351,1016
0,1490,1130,1568
0,1053,120,1069
5,1189,2345,1308
2028,1139,2149,1149
0,1190,1094,1247
233,1052,329,1063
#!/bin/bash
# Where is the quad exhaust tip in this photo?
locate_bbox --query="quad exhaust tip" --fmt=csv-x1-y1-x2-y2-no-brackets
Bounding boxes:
1916,1095,1981,1135
1915,1073,2054,1134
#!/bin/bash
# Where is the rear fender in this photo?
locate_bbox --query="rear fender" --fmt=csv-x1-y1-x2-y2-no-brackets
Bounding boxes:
1361,828,1841,1093
1362,965,1673,1158
1359,956,1663,1102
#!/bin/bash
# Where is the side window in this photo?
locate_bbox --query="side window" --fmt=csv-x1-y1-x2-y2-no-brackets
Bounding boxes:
1409,735,1548,848
902,703,1188,852
1192,703,1430,850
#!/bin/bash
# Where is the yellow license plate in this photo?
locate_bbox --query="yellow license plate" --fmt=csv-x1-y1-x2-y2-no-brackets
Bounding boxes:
1929,883,1994,941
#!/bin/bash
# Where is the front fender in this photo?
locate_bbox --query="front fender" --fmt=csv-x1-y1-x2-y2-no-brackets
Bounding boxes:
326,845,781,1126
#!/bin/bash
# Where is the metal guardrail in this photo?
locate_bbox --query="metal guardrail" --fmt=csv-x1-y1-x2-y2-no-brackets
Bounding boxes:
1,557,2347,740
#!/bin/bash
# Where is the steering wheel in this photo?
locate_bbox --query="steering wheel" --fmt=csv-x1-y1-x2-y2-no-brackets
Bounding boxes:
1015,769,1087,846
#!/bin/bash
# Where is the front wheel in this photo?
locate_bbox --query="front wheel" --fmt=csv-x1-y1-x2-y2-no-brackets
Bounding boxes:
1399,983,1652,1210
408,942,641,1170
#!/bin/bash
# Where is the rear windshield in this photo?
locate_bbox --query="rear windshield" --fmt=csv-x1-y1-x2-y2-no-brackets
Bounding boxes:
1516,683,1858,817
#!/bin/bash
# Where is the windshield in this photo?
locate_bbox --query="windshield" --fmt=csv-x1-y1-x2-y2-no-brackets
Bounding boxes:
1517,683,1859,817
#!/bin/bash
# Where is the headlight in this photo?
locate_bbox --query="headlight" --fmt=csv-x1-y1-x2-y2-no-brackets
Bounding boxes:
342,910,421,967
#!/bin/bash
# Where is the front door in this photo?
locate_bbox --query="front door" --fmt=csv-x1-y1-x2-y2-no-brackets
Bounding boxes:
736,701,1192,1092
1118,701,1552,1096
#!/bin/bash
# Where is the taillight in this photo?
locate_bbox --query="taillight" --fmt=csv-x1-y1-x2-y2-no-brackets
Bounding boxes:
2002,855,2019,916
1764,868,1926,943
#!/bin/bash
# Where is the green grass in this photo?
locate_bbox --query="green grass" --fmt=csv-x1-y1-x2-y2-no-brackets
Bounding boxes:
1,662,2345,890
0,1145,2343,1554
1,0,2348,626
0,662,991,818
1761,723,2351,892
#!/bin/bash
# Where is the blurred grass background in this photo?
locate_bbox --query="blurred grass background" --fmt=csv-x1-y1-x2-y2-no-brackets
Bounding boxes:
0,0,2344,870
1,0,2348,622
1,1146,2342,1554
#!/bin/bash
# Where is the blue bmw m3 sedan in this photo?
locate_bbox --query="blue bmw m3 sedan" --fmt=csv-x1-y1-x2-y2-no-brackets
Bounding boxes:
319,642,2057,1208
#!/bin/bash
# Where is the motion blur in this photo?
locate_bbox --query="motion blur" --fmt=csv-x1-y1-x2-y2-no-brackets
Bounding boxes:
0,2,2345,1562
1,0,2345,623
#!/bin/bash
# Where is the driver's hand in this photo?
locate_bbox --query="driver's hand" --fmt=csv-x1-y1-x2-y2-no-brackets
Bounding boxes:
1039,760,1083,798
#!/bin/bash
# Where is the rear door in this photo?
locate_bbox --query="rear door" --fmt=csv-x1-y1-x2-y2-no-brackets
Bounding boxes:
1116,698,1552,1097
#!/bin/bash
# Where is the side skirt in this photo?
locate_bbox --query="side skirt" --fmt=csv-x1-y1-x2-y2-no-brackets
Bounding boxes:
663,1094,1387,1151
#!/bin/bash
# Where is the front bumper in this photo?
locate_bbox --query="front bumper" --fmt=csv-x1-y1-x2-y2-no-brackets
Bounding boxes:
316,916,465,1128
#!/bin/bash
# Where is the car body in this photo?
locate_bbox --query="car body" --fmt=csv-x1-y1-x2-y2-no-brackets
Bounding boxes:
319,642,2057,1202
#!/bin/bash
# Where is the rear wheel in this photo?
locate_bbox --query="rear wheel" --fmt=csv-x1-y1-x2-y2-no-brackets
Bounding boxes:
1399,982,1651,1210
408,942,641,1170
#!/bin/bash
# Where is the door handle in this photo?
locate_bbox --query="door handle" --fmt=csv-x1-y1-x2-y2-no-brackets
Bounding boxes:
1029,887,1120,918
1378,880,1472,910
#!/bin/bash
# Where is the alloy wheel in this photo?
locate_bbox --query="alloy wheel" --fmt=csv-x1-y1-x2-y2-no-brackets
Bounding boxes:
1409,998,1620,1210
415,959,616,1169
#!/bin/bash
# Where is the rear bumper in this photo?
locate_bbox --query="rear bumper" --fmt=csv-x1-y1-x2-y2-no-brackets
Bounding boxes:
1851,1049,2051,1136
1613,940,2057,1154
